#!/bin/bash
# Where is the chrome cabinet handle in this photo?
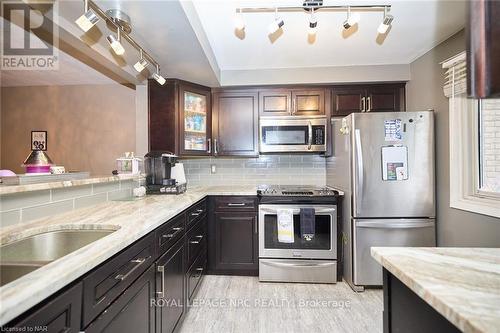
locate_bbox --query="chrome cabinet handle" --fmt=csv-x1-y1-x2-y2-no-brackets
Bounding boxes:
157,265,165,298
191,212,200,217
190,235,203,244
162,227,183,240
227,203,245,206
196,209,204,212
367,97,371,112
207,138,211,153
115,257,148,281
214,139,218,155
361,97,366,112
194,267,204,278
307,121,313,150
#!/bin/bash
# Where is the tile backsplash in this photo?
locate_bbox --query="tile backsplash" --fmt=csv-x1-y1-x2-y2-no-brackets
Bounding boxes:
181,154,326,187
0,179,137,228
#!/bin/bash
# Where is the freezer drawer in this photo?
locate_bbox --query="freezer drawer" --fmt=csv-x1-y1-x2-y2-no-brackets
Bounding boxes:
259,259,337,284
353,218,435,286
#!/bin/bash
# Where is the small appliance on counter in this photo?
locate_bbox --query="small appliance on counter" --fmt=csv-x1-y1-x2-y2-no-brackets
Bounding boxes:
116,152,142,176
144,151,187,194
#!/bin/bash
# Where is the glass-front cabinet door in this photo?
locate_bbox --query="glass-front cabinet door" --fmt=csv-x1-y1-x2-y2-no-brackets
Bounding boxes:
180,84,212,156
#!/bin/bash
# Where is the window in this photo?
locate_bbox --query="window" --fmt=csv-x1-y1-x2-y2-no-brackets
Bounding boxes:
444,51,500,218
478,99,500,195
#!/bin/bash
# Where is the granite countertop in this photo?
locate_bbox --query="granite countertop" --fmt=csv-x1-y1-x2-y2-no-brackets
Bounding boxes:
371,247,500,333
0,185,256,325
0,174,142,195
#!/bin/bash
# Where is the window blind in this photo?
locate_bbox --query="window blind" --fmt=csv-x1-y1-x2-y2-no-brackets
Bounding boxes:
442,51,467,98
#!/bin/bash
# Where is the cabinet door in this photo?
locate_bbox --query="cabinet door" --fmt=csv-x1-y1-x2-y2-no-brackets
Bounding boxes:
291,89,325,115
179,84,212,156
259,90,292,116
365,84,405,112
156,238,185,333
213,91,258,157
85,266,155,333
331,87,366,116
8,283,82,332
214,213,258,274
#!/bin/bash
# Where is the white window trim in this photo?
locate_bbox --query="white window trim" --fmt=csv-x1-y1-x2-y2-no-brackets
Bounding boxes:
449,94,500,218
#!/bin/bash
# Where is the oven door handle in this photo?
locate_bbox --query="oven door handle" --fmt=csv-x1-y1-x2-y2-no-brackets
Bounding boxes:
259,206,336,215
263,261,335,268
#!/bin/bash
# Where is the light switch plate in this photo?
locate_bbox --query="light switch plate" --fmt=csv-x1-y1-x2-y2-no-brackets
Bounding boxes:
210,164,216,174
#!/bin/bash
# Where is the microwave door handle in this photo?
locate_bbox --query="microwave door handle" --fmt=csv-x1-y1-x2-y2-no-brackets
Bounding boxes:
355,129,364,214
308,121,313,150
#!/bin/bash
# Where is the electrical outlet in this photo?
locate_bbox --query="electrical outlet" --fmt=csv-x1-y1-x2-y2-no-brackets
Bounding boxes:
210,164,216,174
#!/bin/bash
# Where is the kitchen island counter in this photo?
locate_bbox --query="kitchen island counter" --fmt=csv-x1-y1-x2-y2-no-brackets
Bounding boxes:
371,247,500,333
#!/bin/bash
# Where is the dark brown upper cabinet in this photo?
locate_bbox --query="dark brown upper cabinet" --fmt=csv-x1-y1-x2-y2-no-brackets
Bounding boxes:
212,91,259,157
467,0,500,98
259,89,291,116
149,79,212,156
259,88,326,116
332,83,405,116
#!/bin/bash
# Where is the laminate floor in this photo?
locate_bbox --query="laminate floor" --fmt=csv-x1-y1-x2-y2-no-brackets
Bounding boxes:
178,275,383,333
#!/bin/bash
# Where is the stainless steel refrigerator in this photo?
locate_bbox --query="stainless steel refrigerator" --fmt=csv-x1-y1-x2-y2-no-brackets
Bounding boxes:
327,112,436,292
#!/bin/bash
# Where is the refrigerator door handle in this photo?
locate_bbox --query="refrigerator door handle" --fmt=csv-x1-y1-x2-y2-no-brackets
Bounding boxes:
355,129,364,215
356,221,435,229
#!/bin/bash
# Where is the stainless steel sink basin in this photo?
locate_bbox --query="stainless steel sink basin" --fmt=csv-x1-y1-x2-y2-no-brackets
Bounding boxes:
0,229,116,286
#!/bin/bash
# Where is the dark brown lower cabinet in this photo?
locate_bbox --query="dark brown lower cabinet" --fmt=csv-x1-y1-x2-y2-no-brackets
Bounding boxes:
214,212,258,275
85,265,156,333
7,282,82,332
156,237,185,333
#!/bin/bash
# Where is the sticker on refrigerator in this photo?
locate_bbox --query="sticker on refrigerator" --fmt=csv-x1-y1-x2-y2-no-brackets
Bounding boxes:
384,119,402,141
382,146,408,181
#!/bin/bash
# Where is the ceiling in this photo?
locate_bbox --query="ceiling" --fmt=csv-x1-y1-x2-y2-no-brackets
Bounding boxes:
191,0,466,71
0,0,466,87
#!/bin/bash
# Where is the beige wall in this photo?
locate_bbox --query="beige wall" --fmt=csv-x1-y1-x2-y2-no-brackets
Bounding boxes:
1,84,136,176
406,30,500,247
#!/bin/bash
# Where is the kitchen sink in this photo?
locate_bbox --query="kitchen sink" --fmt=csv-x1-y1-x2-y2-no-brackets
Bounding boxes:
0,229,116,286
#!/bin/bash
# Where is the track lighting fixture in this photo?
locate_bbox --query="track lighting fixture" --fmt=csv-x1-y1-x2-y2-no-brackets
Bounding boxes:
152,65,166,85
134,50,149,73
343,6,360,30
377,7,394,34
107,28,125,56
308,9,318,35
75,0,99,32
268,8,284,34
234,8,245,30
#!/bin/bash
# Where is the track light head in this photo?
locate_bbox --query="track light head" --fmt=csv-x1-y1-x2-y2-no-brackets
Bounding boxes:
342,7,360,30
377,14,394,34
107,30,125,56
153,65,166,85
75,0,99,32
268,18,284,34
308,9,317,35
234,9,245,30
134,58,148,73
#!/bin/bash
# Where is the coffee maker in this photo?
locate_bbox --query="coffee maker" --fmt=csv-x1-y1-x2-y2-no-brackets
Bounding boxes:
144,151,187,194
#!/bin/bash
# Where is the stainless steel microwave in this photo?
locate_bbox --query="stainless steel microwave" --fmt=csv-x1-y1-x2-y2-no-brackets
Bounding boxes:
259,117,327,153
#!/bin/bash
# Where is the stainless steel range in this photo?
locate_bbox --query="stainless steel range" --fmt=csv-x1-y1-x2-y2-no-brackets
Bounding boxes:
257,185,340,284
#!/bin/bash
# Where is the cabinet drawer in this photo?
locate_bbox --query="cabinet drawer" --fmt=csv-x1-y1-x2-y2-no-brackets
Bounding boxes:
187,220,207,269
82,234,155,327
85,265,156,333
187,199,207,230
156,213,185,256
7,282,82,332
214,196,257,212
187,250,207,301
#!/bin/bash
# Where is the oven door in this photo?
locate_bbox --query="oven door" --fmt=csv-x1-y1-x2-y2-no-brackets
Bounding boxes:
258,204,337,260
259,117,326,153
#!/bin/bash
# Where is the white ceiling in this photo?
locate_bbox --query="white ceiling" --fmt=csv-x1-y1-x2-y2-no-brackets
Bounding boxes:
191,0,466,70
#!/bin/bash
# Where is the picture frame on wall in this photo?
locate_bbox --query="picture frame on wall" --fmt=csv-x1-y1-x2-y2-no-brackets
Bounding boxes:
31,131,47,151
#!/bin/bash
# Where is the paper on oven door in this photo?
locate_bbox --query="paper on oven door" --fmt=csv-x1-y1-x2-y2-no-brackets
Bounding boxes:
277,209,294,243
